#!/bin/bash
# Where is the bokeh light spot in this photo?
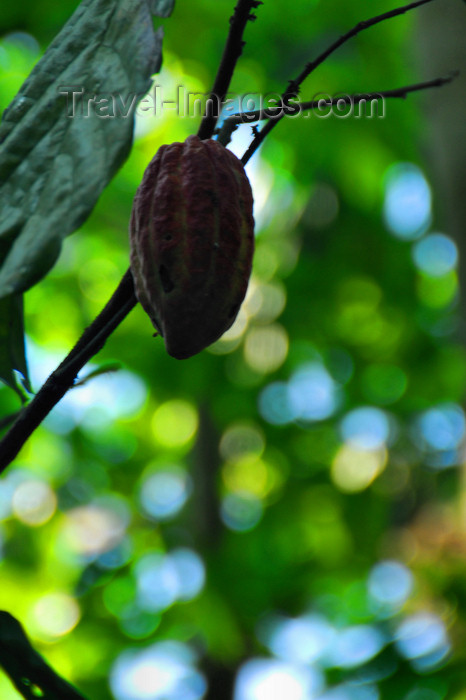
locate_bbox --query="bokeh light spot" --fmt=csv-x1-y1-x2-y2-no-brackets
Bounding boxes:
383,163,431,239
152,400,198,448
331,445,388,493
368,560,413,609
119,608,161,640
416,270,458,309
258,382,294,425
329,625,385,668
220,423,265,462
222,455,279,498
32,592,80,640
221,492,263,532
412,233,458,277
139,467,191,520
244,280,287,323
265,614,336,664
63,500,130,557
415,403,465,454
395,613,450,670
340,407,391,450
110,641,206,700
244,324,288,373
234,659,324,700
136,552,179,612
12,480,56,526
318,684,380,700
169,548,206,601
288,363,340,422
135,548,205,612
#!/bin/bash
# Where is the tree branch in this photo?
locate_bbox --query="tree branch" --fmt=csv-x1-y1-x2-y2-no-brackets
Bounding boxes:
197,0,262,140
214,73,458,150
240,0,444,163
0,269,137,473
0,611,87,699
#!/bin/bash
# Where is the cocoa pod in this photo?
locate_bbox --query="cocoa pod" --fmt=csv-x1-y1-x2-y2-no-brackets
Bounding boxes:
129,134,254,359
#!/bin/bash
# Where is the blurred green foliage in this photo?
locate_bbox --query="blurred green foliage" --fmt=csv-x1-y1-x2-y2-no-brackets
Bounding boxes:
1,1,466,699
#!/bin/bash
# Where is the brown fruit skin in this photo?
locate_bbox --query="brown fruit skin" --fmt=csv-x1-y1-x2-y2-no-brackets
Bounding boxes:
129,135,255,359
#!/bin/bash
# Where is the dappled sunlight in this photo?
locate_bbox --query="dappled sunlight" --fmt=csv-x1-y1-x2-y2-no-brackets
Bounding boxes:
331,444,387,492
135,548,205,612
412,233,458,278
60,499,130,558
258,361,342,426
152,400,199,448
1,3,465,699
244,324,289,373
368,560,413,612
395,613,451,671
413,403,465,468
139,466,192,520
110,641,206,700
327,625,386,669
383,163,431,240
288,363,341,422
30,592,80,641
220,492,263,532
12,479,57,526
261,614,336,664
26,338,148,433
340,407,392,450
416,270,458,309
234,659,324,700
220,423,265,462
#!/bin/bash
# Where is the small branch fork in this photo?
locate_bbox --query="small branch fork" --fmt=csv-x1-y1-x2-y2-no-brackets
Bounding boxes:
214,74,458,158
0,0,456,474
241,0,444,163
197,0,263,140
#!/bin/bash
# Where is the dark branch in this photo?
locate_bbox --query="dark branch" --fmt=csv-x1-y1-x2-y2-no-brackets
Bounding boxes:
215,74,458,148
240,0,444,163
0,611,87,699
0,269,137,473
197,0,262,141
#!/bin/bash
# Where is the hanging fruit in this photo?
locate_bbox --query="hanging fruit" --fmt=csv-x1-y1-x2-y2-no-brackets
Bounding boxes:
130,134,255,359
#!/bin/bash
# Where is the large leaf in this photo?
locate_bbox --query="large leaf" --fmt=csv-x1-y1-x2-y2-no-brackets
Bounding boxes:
0,0,175,298
0,0,175,392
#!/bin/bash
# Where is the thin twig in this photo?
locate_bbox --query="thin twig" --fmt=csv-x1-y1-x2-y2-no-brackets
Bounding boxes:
197,0,262,140
0,269,137,473
241,0,443,163
214,74,458,149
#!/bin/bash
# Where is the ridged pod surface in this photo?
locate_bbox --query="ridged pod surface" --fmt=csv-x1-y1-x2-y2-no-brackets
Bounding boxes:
129,134,254,359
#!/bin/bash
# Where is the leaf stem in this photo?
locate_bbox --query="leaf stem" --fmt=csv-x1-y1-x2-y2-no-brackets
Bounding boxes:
0,269,137,474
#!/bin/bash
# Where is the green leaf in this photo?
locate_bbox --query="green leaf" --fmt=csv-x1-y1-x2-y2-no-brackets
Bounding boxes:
151,0,176,15
0,295,30,400
0,0,174,300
